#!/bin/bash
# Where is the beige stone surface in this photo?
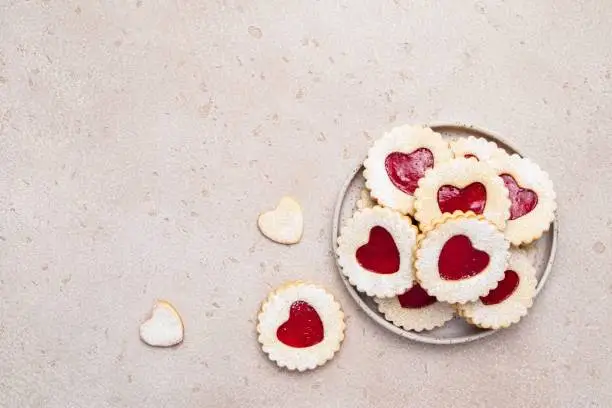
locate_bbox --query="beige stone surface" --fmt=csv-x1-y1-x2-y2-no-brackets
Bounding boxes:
1,1,611,407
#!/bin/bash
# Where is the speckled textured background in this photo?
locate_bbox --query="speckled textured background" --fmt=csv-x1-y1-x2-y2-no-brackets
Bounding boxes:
1,1,611,407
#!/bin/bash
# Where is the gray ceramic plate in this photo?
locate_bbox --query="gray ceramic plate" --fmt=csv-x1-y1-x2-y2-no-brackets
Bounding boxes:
332,123,558,345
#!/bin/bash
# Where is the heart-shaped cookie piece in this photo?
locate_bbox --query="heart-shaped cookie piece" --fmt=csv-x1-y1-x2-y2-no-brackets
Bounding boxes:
385,148,434,195
437,182,487,214
355,226,400,274
258,196,303,244
438,235,490,280
140,301,184,347
276,300,324,348
500,174,538,220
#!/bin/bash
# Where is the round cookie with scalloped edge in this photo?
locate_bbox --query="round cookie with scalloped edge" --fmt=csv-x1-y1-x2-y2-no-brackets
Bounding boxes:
488,154,556,245
257,282,345,371
456,249,537,329
415,212,510,304
337,206,418,298
450,136,509,162
374,283,455,331
414,158,510,231
363,125,453,215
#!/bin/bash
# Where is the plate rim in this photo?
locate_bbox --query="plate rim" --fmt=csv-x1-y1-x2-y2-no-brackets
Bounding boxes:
331,122,559,345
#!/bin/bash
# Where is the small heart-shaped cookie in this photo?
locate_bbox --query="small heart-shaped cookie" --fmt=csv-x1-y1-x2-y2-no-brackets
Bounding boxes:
258,196,303,244
139,301,184,347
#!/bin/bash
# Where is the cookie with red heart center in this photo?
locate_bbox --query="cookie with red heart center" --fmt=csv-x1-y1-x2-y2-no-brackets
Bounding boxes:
355,226,401,274
414,158,511,231
457,250,537,329
437,182,487,215
337,206,419,297
276,300,324,348
374,283,455,331
438,235,490,280
489,154,556,245
415,212,509,304
257,282,345,371
364,125,453,215
449,136,509,162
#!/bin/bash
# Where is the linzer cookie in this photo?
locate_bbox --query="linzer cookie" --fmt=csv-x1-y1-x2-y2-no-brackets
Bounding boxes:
457,249,537,329
336,206,418,297
374,283,455,331
449,136,509,162
363,125,453,215
415,212,510,304
414,158,511,231
257,282,345,371
488,154,556,245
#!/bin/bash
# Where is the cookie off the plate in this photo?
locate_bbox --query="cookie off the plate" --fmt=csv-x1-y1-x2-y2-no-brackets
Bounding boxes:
257,282,345,371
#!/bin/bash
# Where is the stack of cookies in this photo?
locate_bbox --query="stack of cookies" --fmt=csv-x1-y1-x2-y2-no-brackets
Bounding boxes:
337,125,556,332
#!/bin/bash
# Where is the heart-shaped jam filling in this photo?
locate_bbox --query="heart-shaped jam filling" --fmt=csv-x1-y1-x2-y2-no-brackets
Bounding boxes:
500,174,538,220
356,226,400,274
276,301,324,348
480,270,520,305
398,284,436,309
385,148,434,195
437,182,487,214
438,235,490,280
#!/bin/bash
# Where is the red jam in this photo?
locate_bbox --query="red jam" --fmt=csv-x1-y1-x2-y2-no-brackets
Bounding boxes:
276,301,324,348
356,226,400,274
464,154,479,160
437,182,487,214
500,174,538,220
385,148,434,195
480,270,520,305
398,284,437,309
438,235,490,280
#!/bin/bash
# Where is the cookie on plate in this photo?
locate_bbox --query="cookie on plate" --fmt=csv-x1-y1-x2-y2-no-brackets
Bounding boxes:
364,125,453,215
449,136,509,162
337,206,418,297
356,188,376,210
488,154,556,245
257,282,345,371
457,249,537,329
415,212,510,304
374,283,455,331
414,158,511,231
